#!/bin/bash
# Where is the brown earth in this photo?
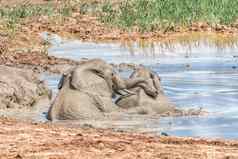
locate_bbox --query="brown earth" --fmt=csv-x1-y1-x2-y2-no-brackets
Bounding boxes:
1,0,238,55
0,52,80,73
0,117,238,159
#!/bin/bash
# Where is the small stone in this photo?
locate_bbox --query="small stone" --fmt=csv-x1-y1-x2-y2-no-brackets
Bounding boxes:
161,132,169,136
82,123,94,129
76,133,83,136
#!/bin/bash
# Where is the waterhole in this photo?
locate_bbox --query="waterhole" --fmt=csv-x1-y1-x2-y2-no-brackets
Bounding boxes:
41,33,238,139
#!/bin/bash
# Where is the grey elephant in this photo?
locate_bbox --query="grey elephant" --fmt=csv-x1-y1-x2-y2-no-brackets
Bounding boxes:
47,59,157,120
115,66,179,115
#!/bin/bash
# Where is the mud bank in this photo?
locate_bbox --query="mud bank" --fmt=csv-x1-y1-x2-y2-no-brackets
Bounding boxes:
0,65,50,109
0,117,237,159
0,52,138,74
0,52,80,74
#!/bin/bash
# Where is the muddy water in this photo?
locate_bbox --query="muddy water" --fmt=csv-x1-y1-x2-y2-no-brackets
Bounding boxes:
43,35,238,139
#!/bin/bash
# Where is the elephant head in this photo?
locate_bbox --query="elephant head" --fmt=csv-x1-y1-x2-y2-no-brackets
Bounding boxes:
58,59,112,89
48,59,158,120
128,66,162,97
58,59,158,98
115,66,177,115
57,59,139,96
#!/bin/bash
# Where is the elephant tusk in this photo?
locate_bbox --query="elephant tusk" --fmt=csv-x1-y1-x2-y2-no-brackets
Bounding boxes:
116,89,135,96
121,89,136,95
115,90,124,95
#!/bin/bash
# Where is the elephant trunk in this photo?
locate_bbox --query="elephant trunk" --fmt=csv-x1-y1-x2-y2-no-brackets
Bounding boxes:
112,75,158,97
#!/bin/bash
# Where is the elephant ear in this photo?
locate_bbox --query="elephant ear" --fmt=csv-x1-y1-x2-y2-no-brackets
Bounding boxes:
58,68,75,89
58,74,65,89
151,72,162,92
69,68,86,90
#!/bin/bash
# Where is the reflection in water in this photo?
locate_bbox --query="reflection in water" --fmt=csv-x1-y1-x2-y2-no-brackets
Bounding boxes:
43,34,238,139
120,33,238,58
47,33,238,65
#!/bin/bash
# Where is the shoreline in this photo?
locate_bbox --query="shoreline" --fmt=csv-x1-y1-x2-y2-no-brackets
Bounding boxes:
0,117,238,159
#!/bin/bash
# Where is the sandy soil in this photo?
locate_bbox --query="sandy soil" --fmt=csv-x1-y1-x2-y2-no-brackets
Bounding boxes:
0,117,237,159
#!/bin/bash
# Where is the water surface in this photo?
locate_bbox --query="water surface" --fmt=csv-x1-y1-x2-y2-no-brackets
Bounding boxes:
43,35,238,139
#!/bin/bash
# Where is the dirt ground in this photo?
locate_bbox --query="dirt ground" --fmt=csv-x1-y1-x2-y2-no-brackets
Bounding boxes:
0,117,238,159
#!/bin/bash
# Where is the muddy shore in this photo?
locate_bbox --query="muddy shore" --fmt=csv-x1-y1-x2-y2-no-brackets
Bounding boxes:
0,117,238,159
0,52,79,74
0,52,138,74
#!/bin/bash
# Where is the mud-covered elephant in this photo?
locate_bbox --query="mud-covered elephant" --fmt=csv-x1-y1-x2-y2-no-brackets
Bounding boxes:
115,66,179,115
47,59,157,120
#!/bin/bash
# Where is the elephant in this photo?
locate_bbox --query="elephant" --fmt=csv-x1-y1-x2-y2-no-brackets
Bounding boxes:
47,59,158,121
115,66,179,115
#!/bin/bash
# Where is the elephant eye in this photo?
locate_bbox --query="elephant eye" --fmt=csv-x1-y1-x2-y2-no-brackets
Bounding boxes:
94,70,100,74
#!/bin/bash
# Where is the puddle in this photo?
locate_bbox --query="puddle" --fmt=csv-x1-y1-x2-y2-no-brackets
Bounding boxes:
41,34,238,139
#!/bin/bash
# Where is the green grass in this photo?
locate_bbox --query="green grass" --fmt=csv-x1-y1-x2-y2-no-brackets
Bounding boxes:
99,0,238,32
1,0,238,33
0,2,74,31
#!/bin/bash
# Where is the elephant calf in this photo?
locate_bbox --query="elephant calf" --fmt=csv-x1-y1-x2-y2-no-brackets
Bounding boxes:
47,59,157,120
115,66,179,115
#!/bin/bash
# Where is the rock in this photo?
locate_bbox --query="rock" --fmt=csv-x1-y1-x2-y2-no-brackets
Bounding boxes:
0,66,51,109
161,132,169,136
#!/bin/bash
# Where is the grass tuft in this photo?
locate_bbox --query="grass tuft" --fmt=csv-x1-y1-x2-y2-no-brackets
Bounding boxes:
0,2,75,31
99,0,238,32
